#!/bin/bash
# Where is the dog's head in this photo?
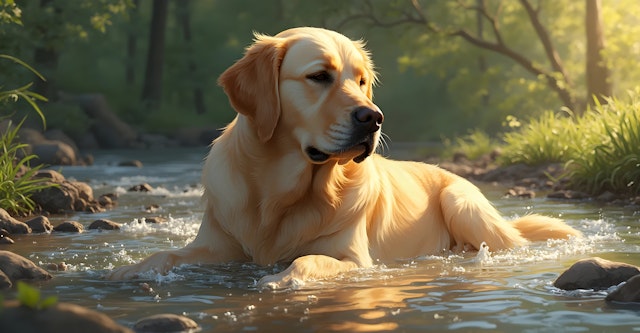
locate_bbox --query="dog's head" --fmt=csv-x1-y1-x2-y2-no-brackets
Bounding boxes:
218,27,383,164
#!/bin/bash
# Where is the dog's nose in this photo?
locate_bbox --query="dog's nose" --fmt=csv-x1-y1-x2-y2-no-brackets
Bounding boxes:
352,106,384,133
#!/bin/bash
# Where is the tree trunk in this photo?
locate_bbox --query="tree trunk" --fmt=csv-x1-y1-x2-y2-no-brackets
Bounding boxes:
476,0,489,107
125,0,139,86
177,1,207,114
141,0,169,110
586,0,612,106
32,0,61,102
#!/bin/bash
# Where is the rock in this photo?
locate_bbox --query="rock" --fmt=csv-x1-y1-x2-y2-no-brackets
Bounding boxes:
547,190,591,200
30,171,109,214
53,221,84,233
17,127,46,146
504,186,536,199
118,160,143,167
0,269,11,288
0,208,32,234
145,204,160,213
0,250,52,285
133,313,199,333
144,216,166,224
44,128,81,157
45,262,67,272
31,182,78,213
98,194,117,208
606,274,640,303
25,216,53,233
596,191,617,202
554,257,640,290
0,236,14,244
0,300,134,333
32,140,77,165
70,181,94,202
88,219,121,230
33,169,66,183
129,183,153,192
59,93,138,149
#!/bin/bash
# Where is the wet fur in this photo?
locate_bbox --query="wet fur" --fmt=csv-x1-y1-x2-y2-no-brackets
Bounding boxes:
108,27,581,288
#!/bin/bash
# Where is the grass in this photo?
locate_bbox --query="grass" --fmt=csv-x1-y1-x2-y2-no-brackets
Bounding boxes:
443,128,498,160
0,118,56,215
497,91,640,196
566,96,640,196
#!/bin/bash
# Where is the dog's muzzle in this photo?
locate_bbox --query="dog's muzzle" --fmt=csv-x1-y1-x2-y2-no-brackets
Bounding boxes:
306,106,383,164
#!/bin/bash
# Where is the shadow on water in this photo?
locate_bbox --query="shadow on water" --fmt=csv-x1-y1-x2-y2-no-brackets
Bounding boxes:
5,147,640,332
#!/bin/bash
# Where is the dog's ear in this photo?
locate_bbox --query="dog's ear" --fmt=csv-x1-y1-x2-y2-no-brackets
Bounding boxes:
218,34,287,142
353,40,378,100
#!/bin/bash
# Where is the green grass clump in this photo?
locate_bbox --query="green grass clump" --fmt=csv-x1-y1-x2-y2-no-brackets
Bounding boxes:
0,119,55,215
443,128,498,160
498,91,640,196
566,96,640,196
499,110,578,165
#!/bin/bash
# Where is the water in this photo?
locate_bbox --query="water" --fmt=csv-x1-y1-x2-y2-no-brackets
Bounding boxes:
5,148,640,332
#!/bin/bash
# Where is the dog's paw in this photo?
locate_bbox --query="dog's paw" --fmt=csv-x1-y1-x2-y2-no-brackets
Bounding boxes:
105,264,142,280
257,274,305,290
106,251,178,281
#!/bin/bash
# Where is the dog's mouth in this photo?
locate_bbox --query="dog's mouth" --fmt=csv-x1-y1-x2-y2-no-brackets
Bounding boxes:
306,140,373,164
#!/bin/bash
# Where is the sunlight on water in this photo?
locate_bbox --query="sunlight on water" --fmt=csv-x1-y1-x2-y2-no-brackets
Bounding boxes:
5,149,640,332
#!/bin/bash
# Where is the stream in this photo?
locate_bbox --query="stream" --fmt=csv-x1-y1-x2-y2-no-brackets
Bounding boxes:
5,147,640,332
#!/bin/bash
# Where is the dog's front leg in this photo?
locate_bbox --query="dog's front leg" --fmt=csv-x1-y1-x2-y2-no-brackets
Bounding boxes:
258,255,359,289
106,245,218,280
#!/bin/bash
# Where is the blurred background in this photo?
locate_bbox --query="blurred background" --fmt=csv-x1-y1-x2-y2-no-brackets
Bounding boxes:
2,0,638,149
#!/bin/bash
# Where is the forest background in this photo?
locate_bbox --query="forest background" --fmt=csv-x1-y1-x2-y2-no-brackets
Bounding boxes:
1,0,639,143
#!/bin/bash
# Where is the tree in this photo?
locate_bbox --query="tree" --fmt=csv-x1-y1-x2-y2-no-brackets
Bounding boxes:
585,0,612,105
140,0,169,110
333,0,612,114
176,1,206,114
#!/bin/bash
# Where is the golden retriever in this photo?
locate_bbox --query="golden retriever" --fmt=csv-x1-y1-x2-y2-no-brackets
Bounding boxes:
108,27,581,288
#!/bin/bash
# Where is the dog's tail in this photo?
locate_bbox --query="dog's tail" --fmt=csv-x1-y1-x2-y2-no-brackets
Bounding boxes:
511,214,582,242
440,179,581,252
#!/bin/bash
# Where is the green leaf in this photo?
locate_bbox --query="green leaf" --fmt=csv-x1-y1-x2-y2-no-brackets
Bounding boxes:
39,296,58,309
17,281,41,309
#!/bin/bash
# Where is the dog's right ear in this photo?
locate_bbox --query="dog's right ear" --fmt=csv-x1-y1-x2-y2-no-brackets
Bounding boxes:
218,34,287,143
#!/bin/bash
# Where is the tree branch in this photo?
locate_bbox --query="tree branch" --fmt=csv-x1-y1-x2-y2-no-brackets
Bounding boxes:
335,0,577,111
519,0,571,85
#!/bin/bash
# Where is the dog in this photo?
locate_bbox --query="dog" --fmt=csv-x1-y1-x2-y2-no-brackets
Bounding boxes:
108,27,581,288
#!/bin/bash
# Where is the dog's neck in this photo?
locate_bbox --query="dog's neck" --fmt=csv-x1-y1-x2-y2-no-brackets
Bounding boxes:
220,115,362,221
208,116,379,263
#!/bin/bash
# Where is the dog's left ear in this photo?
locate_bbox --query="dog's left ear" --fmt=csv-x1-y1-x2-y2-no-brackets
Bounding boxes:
218,34,287,142
354,40,378,100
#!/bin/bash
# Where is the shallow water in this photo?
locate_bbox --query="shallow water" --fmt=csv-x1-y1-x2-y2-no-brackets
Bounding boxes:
5,148,640,332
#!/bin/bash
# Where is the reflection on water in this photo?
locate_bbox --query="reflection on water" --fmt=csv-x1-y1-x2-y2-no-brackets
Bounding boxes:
4,148,640,332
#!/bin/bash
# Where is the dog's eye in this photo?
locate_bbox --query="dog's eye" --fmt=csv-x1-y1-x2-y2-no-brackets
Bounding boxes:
307,71,333,84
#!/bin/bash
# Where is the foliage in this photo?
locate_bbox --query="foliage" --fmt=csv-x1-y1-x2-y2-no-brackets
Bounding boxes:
566,94,640,196
0,118,54,215
0,54,48,126
0,0,21,25
499,110,577,165
499,91,640,196
2,1,640,142
16,281,58,310
443,129,498,160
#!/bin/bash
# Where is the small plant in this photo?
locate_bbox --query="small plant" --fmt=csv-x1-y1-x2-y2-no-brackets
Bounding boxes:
0,54,48,127
566,95,640,195
499,110,578,165
16,281,58,310
0,118,54,215
443,128,498,160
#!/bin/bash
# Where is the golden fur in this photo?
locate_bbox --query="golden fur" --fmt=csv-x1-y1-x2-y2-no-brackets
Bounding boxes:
108,27,581,288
